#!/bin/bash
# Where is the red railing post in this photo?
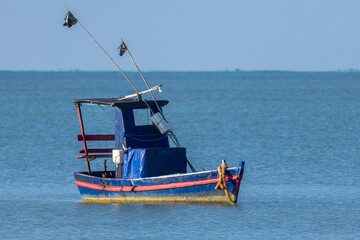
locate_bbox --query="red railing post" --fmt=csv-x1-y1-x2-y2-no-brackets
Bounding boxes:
76,104,91,174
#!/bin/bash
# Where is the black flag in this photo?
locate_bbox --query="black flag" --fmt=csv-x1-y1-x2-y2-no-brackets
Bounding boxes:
118,41,128,56
63,11,78,28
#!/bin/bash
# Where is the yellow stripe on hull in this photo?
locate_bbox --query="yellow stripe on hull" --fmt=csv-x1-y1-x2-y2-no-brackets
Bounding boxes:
82,194,237,205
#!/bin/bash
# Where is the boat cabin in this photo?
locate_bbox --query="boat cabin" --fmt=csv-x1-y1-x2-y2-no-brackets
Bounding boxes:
74,98,187,179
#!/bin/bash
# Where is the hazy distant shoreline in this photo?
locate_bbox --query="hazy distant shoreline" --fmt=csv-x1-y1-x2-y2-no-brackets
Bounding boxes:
1,69,359,73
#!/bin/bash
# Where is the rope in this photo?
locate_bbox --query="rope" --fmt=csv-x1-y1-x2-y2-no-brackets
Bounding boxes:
118,132,168,144
124,134,168,142
214,160,236,204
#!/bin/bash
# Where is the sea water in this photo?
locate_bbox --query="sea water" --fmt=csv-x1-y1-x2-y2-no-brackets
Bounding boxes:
0,71,359,239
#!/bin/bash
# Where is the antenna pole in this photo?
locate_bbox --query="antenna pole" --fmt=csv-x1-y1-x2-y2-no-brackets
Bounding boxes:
125,43,187,148
122,38,167,119
124,41,195,170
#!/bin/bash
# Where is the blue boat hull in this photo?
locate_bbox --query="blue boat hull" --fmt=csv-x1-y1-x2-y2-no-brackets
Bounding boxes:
74,161,245,204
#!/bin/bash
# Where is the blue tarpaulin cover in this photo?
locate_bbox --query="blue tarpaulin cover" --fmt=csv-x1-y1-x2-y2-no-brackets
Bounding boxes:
122,148,187,179
123,148,147,179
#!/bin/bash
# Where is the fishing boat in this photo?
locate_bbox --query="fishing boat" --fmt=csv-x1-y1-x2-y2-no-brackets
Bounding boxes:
62,9,245,204
74,95,245,204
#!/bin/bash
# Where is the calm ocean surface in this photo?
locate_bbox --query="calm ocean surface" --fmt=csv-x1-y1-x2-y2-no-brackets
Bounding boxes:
0,71,359,239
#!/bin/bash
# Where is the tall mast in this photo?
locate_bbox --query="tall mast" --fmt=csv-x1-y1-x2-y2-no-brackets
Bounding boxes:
63,8,196,172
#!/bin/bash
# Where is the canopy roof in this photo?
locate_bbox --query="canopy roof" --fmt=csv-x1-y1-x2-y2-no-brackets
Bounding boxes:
73,98,169,109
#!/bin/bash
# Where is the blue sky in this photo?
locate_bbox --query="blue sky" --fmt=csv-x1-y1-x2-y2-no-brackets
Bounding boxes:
1,0,359,71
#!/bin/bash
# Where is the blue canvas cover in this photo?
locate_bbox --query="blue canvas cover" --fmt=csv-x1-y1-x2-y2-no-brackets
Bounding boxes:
122,148,147,179
122,148,187,179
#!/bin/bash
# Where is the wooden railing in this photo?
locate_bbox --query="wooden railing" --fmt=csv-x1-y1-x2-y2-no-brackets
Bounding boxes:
76,134,115,159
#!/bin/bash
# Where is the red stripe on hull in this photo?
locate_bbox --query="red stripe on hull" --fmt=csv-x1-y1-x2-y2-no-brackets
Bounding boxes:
75,175,242,192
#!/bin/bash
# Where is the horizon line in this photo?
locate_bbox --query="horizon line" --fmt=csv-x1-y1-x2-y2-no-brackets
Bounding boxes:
1,69,360,73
